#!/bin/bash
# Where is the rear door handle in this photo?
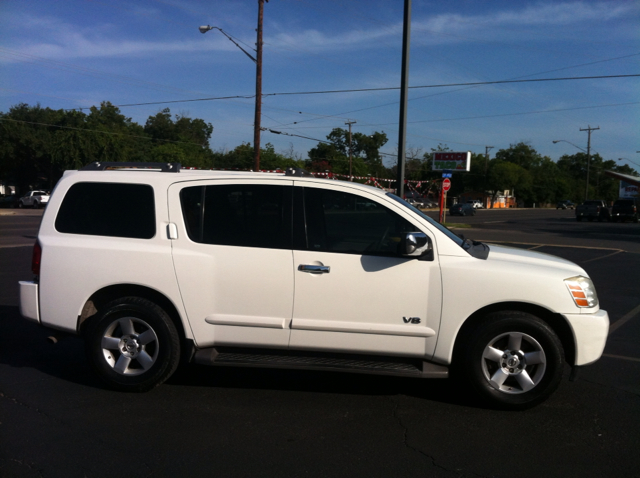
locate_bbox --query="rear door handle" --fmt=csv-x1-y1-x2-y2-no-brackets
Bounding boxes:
298,264,330,274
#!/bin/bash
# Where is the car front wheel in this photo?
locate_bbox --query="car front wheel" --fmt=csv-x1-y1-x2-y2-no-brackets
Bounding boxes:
84,297,180,392
455,311,564,409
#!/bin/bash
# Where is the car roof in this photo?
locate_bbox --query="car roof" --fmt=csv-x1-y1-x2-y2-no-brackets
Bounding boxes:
62,168,390,197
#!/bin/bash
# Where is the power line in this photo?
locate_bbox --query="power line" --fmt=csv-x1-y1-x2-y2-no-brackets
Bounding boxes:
91,73,639,110
263,74,640,97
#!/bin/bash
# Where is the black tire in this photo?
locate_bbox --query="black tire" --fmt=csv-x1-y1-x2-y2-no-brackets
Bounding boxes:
33,201,39,209
454,311,564,410
84,297,181,392
18,201,23,209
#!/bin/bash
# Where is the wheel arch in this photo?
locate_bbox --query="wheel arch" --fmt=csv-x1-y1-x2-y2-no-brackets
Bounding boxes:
452,302,576,366
77,284,188,344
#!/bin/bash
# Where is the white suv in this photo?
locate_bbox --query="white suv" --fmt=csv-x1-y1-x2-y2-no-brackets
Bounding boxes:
19,162,609,409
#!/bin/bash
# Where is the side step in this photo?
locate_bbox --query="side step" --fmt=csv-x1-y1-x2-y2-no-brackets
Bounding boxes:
193,347,448,379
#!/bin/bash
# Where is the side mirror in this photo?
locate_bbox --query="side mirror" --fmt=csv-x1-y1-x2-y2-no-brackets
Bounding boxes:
400,232,432,257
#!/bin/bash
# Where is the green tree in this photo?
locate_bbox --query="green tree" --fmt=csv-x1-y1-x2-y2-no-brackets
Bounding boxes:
144,109,213,168
307,128,388,178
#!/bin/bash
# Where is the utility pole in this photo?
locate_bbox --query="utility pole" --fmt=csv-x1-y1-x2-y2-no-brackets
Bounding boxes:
396,0,411,198
484,146,493,175
484,146,493,207
580,125,599,201
253,0,267,172
345,120,356,179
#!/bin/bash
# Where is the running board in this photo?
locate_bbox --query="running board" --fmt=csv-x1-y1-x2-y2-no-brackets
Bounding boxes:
193,347,448,379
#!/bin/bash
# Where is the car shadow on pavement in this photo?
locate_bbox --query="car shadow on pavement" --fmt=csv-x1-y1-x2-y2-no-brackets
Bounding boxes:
0,305,103,389
1,304,488,408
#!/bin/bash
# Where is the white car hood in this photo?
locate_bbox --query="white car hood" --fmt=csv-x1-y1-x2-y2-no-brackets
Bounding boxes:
486,244,586,276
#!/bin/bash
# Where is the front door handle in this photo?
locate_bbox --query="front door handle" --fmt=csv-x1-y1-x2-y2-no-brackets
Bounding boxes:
298,264,330,274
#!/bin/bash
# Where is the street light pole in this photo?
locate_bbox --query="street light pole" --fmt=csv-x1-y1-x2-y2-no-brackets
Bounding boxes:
253,0,266,172
199,0,267,172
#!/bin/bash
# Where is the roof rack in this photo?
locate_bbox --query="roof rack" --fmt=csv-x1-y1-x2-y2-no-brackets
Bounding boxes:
80,162,181,173
284,167,314,177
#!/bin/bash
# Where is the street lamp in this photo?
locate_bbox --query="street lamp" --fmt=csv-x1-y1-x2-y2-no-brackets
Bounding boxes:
199,1,266,171
552,139,586,153
618,157,640,170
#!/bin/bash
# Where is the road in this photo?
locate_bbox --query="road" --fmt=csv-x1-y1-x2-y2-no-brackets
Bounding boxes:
1,208,639,477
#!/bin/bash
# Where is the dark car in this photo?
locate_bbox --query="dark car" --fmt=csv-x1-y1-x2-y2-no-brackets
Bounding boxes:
556,200,575,210
611,198,639,223
0,195,19,208
449,203,476,216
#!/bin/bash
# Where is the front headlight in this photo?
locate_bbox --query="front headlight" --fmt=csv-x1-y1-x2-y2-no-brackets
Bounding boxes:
564,276,599,308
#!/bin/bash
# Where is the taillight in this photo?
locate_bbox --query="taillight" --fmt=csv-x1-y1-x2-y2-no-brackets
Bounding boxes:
32,241,42,275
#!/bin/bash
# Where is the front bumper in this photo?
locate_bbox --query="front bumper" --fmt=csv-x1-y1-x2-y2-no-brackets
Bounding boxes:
563,309,609,366
19,281,40,324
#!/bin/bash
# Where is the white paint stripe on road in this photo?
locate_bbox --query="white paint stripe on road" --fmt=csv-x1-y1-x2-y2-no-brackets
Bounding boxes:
602,353,640,363
582,250,624,264
0,244,33,249
609,303,640,335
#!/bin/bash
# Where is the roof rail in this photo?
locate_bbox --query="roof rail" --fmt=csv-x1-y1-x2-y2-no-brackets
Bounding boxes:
284,167,314,177
80,162,181,173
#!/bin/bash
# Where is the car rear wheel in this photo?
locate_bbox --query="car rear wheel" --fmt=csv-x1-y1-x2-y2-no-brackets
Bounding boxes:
84,297,180,392
455,311,564,410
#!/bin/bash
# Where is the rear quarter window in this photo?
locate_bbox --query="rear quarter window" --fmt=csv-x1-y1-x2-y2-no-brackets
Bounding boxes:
55,182,156,239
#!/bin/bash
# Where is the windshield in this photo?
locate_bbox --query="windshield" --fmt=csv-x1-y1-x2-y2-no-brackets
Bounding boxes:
386,193,464,246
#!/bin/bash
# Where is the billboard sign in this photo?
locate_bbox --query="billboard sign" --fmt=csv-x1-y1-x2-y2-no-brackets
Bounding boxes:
620,180,639,198
432,151,471,171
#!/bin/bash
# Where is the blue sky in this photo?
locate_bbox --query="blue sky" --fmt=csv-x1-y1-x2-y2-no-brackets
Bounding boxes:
1,0,639,171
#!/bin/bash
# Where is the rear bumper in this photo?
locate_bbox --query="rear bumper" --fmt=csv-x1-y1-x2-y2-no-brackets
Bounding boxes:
19,281,40,324
563,309,609,366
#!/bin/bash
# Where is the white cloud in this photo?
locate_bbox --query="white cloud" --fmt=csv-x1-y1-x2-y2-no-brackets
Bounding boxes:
2,2,635,62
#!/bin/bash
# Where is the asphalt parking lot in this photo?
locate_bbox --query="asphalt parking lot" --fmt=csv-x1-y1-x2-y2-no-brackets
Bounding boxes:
1,208,639,477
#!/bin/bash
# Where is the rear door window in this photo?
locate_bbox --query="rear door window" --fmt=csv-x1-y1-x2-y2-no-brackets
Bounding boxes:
180,184,292,250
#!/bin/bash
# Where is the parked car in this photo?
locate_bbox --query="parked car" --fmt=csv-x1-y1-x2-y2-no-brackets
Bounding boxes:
406,198,425,208
19,162,608,409
18,190,50,209
556,200,575,210
466,200,484,209
611,198,639,223
450,203,476,216
0,194,19,208
575,200,610,222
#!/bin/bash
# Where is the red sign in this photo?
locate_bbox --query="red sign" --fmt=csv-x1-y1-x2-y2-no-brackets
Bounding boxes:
442,178,451,192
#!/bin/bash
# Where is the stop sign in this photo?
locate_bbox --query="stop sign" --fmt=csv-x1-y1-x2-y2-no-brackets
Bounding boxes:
442,178,451,192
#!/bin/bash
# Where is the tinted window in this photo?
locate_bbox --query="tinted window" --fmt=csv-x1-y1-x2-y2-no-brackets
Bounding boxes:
302,188,415,256
181,184,292,249
56,182,155,239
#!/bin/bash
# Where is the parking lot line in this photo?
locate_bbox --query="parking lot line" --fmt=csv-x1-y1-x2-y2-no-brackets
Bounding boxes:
602,353,640,363
581,250,624,264
608,303,640,336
